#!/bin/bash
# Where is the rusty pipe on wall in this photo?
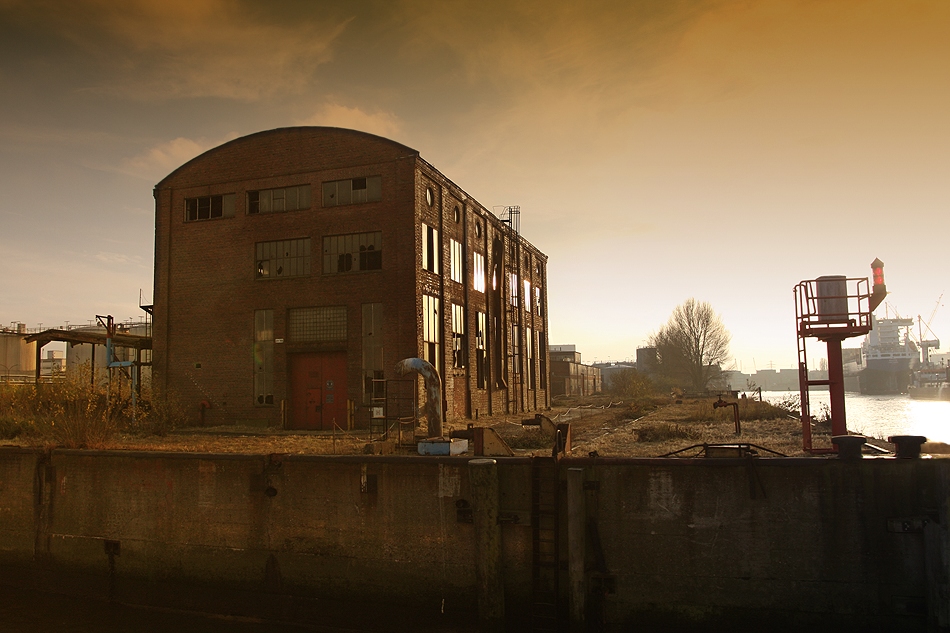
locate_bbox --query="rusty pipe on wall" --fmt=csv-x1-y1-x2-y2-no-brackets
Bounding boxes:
395,358,443,438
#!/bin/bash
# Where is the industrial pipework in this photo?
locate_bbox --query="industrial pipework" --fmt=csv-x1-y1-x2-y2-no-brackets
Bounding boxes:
395,357,443,438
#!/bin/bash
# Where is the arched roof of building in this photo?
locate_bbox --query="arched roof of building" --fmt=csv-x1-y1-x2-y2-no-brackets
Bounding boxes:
155,127,419,189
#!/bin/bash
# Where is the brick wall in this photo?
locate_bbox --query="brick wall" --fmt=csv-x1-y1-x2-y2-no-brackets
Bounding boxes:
154,128,549,427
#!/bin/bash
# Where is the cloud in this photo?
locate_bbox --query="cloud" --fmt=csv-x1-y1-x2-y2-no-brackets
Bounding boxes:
1,0,351,100
119,133,238,181
94,251,148,267
297,103,402,138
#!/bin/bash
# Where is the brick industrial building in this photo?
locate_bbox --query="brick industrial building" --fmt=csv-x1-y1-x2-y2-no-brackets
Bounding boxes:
152,127,549,429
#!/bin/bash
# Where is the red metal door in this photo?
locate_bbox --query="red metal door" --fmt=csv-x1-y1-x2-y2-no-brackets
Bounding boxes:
290,352,347,430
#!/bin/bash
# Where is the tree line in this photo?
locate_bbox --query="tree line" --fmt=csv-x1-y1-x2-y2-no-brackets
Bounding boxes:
609,298,731,396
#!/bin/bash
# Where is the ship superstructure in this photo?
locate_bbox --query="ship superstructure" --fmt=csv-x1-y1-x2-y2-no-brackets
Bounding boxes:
859,315,918,394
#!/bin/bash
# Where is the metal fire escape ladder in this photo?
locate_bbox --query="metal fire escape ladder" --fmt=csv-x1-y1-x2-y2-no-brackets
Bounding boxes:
502,206,522,414
530,454,560,631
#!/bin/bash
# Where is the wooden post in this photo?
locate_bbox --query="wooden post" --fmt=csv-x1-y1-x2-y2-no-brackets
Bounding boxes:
469,458,504,632
567,467,586,630
926,465,950,627
34,341,41,384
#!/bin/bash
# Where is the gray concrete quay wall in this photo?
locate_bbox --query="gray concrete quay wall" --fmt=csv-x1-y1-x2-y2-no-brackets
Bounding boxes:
0,447,947,631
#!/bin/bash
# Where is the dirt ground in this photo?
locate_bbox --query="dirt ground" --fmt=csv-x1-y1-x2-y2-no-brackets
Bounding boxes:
8,394,935,458
67,394,819,458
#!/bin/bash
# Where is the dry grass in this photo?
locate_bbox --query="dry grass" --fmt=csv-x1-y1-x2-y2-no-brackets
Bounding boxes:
0,389,843,458
482,395,811,458
0,375,186,450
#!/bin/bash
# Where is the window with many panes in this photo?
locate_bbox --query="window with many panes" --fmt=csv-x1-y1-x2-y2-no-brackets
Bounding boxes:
511,325,521,375
288,306,347,342
185,194,235,222
452,303,466,368
450,239,463,283
538,330,548,389
247,185,311,214
323,176,382,207
473,252,485,293
510,273,519,307
323,232,382,274
538,330,547,389
362,303,384,405
256,238,311,279
476,311,487,388
253,310,274,405
527,327,536,390
422,223,440,274
422,295,441,368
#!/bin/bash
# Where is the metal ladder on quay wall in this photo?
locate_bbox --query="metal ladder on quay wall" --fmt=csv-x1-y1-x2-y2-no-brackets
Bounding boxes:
530,454,561,631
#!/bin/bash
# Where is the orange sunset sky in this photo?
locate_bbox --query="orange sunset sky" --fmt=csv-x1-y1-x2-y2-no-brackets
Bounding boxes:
1,0,948,372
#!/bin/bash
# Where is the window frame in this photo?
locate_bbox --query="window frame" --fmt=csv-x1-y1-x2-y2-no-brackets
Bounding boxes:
422,223,440,274
185,193,236,222
473,252,486,293
322,231,383,275
323,176,382,207
422,295,441,369
255,238,312,280
247,185,312,215
450,238,464,283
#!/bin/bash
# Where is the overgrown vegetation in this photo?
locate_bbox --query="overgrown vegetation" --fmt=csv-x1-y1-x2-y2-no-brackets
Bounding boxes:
636,422,699,443
0,373,186,448
506,429,554,450
606,368,655,399
681,397,797,423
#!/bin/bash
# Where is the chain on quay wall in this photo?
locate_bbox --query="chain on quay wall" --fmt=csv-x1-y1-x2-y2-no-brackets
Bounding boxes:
1,447,949,632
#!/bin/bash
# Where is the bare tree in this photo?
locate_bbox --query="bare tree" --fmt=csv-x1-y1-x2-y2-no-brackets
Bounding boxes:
649,299,731,392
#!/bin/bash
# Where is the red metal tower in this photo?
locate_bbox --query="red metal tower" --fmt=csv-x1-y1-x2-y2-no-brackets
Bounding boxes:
793,260,886,453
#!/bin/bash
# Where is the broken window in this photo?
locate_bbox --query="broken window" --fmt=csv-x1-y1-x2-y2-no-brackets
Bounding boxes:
476,311,487,388
322,232,382,274
322,176,382,207
511,325,521,375
450,239,463,283
473,252,485,293
288,306,347,342
256,238,311,279
362,303,384,405
185,193,235,222
527,327,536,390
422,295,441,369
422,223,440,274
534,286,542,316
538,330,547,389
253,309,274,405
248,185,311,214
452,303,467,368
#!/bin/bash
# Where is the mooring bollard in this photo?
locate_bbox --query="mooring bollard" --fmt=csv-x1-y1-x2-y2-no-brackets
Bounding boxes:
469,458,504,632
567,467,586,631
888,435,927,459
832,435,866,460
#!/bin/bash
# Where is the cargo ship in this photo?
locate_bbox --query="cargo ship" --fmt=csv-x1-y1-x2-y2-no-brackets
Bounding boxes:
908,366,950,400
856,316,918,395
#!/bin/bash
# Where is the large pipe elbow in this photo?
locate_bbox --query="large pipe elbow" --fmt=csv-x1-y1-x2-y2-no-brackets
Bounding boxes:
395,358,443,438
